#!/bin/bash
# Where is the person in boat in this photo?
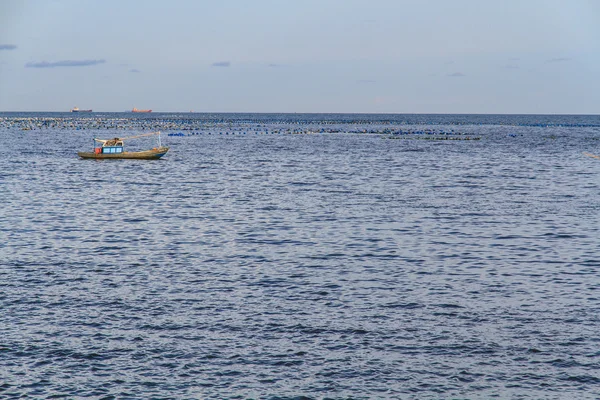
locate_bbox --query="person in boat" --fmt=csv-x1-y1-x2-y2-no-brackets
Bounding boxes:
104,138,124,147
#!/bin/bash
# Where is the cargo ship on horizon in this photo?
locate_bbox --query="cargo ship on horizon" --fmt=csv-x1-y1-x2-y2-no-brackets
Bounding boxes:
71,106,92,112
132,107,152,113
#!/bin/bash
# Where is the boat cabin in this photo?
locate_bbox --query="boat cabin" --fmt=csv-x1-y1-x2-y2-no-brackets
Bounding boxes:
101,146,124,154
95,138,124,154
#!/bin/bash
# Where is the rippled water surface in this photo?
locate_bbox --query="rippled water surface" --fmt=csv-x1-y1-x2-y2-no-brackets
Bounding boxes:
1,113,600,399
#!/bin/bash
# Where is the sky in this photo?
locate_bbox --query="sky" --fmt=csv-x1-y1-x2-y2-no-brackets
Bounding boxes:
0,0,599,113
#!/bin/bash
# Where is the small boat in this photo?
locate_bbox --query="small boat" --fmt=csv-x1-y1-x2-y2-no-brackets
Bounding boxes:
78,131,169,160
71,106,92,112
132,107,152,113
584,152,600,160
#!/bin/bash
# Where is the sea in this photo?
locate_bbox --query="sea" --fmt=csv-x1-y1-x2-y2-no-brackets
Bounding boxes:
1,112,599,399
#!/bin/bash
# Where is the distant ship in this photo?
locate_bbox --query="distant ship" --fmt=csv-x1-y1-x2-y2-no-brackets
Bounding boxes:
71,106,92,113
132,107,152,113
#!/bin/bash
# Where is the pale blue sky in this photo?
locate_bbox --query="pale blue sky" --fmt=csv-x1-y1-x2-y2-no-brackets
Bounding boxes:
0,0,599,113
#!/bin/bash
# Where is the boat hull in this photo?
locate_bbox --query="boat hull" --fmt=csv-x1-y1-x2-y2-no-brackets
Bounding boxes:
78,147,169,160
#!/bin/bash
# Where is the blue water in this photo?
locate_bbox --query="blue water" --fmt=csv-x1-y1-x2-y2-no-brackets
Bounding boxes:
1,113,600,399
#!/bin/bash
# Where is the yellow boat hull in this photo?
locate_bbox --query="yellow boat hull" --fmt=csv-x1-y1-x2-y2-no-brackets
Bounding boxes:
78,147,169,160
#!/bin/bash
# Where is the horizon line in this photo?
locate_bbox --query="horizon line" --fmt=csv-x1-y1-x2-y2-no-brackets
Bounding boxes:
0,110,598,116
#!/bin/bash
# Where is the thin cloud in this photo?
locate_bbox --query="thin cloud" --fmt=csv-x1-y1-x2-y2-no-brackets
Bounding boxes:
129,68,141,73
0,44,17,50
25,59,106,68
357,79,376,83
447,72,465,77
504,64,520,69
211,61,231,67
546,57,571,63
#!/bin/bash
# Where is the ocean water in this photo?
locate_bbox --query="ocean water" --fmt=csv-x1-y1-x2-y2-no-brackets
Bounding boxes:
1,113,600,399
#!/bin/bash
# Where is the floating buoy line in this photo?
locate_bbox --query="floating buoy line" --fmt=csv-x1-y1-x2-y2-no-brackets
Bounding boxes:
2,115,597,142
0,116,485,140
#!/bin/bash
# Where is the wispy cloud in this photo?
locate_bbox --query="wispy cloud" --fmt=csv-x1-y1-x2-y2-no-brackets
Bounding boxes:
129,68,141,73
357,79,376,84
211,61,231,67
25,59,106,68
546,57,571,63
504,64,520,69
447,72,465,77
0,44,17,50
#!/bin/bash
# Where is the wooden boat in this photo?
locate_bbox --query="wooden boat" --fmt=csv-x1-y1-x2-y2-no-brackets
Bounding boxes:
78,131,169,160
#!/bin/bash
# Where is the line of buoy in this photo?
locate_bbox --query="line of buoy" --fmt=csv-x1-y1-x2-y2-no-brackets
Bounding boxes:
3,115,600,133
